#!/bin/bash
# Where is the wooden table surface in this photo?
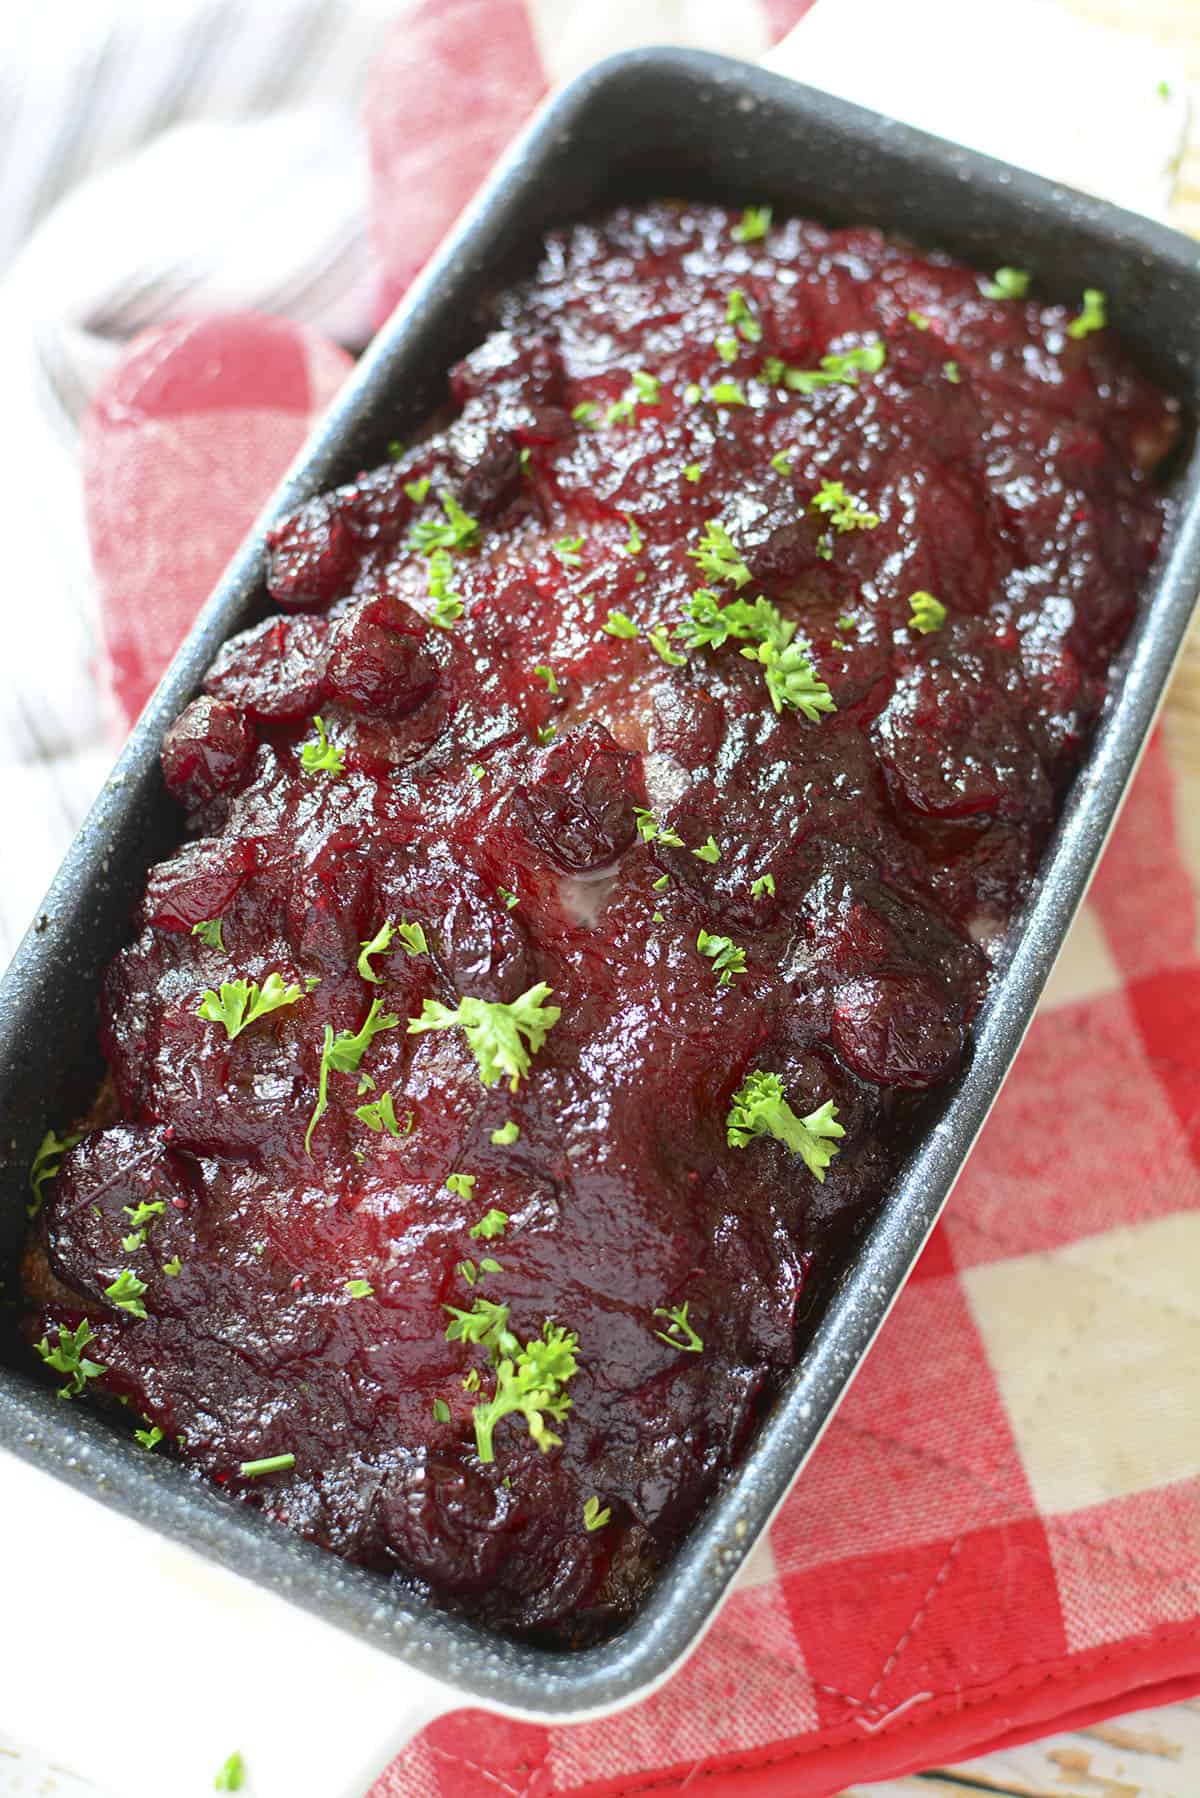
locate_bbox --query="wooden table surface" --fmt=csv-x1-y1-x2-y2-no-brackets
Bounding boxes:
850,4,1200,1794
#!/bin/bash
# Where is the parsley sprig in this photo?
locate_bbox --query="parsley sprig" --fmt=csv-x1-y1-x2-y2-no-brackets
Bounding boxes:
727,1070,845,1181
908,591,947,634
300,715,345,776
676,590,836,722
809,480,880,536
408,983,560,1091
306,999,402,1152
198,973,302,1040
35,1319,106,1397
732,206,772,243
408,491,480,555
653,1301,703,1354
779,341,886,394
28,1128,82,1218
471,1320,580,1463
192,917,225,950
688,521,751,590
106,1269,149,1319
697,930,746,985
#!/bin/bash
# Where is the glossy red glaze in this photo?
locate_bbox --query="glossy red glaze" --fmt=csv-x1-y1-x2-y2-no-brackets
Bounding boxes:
32,205,1173,1640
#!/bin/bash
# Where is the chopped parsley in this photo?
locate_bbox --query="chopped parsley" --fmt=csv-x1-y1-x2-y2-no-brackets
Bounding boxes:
908,590,947,634
121,1199,165,1253
533,663,559,694
622,516,644,555
907,309,931,330
134,1422,164,1450
239,1455,295,1479
981,266,1031,300
571,401,599,424
553,535,584,568
470,1319,580,1463
748,639,837,720
214,1752,245,1792
498,886,520,909
163,1256,183,1277
432,1397,452,1423
602,610,640,640
192,917,225,951
715,335,739,364
469,762,485,781
653,1301,703,1354
684,463,702,483
632,807,684,849
751,873,776,899
490,1121,520,1145
684,383,702,406
675,590,836,722
709,379,747,406
1067,288,1107,340
470,1211,509,1243
427,547,465,628
445,1295,516,1354
784,340,886,393
770,451,793,475
355,1091,403,1135
944,360,961,384
458,1259,478,1286
647,627,687,667
696,929,745,984
300,715,346,776
408,491,480,555
732,205,772,243
691,837,721,865
809,479,880,535
344,1278,374,1299
631,370,660,405
726,288,763,343
727,1070,845,1180
35,1319,105,1397
105,1269,148,1319
306,998,402,1152
689,520,751,589
403,476,432,502
535,725,556,746
583,1495,611,1531
446,1172,477,1200
408,982,561,1091
28,1128,82,1218
357,919,394,981
479,1256,502,1275
198,972,302,1040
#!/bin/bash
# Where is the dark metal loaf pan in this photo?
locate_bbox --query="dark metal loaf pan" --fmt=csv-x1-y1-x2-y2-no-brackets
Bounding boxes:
2,43,1199,1740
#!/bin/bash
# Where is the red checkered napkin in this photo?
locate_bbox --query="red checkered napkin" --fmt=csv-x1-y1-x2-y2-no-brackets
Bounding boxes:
80,5,1200,1794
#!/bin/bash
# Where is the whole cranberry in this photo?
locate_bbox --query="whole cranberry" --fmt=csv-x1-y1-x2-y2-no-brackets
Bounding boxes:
829,971,964,1089
266,492,359,610
161,696,255,810
324,598,438,720
517,720,642,873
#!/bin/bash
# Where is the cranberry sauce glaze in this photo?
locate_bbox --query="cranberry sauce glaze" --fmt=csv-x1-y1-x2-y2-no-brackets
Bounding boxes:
26,205,1176,1641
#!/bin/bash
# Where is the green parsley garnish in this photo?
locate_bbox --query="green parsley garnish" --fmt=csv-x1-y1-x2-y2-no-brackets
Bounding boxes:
533,663,559,694
622,516,643,555
810,480,880,535
344,1278,374,1299
357,919,394,981
239,1455,294,1479
535,726,556,746
35,1319,105,1397
689,520,751,589
28,1128,82,1218
732,206,772,243
1067,288,1107,340
305,998,402,1152
770,451,793,475
447,1172,477,1200
632,807,684,849
408,982,560,1091
907,309,931,330
355,1091,403,1135
727,1070,845,1180
445,1295,516,1354
198,972,302,1040
300,714,345,776
745,639,837,720
652,874,670,891
163,1256,183,1277
647,628,688,667
134,1423,164,1450
683,383,702,406
427,546,465,628
121,1199,165,1253
751,873,776,899
458,1259,478,1286
106,1269,149,1319
432,1397,452,1423
675,590,836,722
583,1495,612,1531
479,1257,502,1275
553,535,584,568
498,887,519,909
684,463,702,483
908,591,947,634
214,1752,245,1792
469,763,485,781
192,917,225,951
981,267,1030,300
571,401,599,424
602,610,640,640
709,379,747,406
631,370,660,405
696,929,745,983
691,837,721,865
408,491,480,555
470,1209,509,1240
403,476,432,502
470,1319,580,1463
653,1302,703,1353
944,360,961,384
490,1121,520,1145
784,340,886,393
715,335,739,364
726,288,763,343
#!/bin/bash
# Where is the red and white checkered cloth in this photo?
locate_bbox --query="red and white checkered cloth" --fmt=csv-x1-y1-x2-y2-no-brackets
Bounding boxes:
74,4,1200,1795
